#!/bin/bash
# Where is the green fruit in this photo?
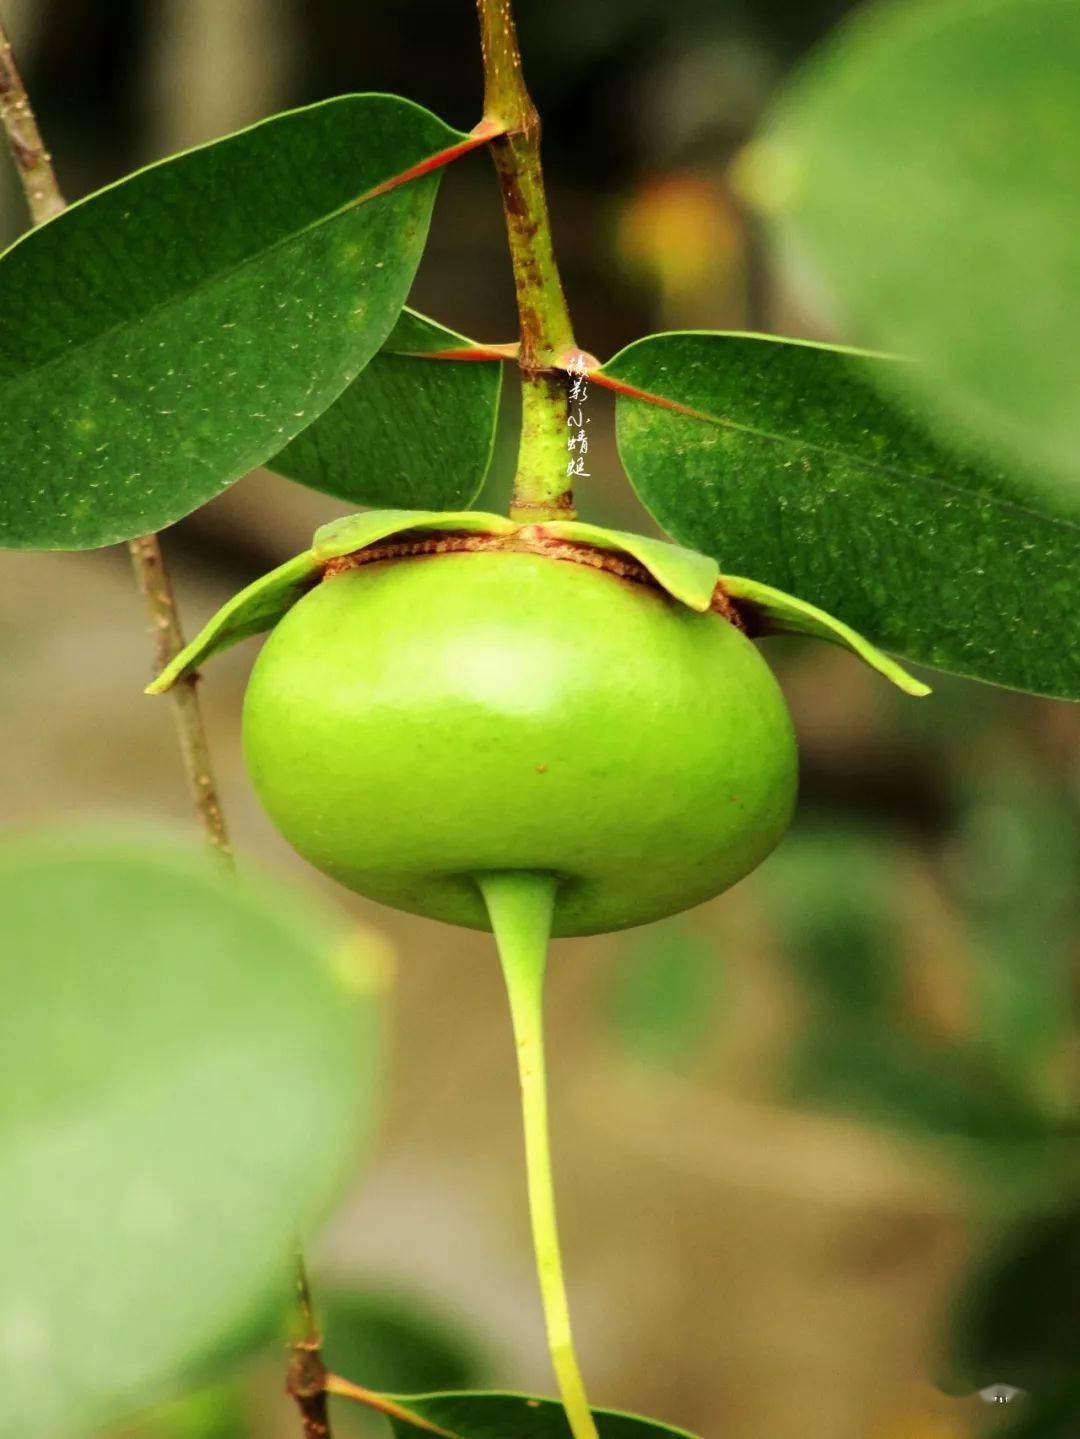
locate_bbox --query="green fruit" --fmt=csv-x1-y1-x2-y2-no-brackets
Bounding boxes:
242,547,797,936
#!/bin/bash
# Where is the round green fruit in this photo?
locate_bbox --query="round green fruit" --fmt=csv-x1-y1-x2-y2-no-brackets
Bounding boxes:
242,547,798,936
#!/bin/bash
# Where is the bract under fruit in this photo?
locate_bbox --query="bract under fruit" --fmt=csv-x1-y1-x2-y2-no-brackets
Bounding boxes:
242,547,798,936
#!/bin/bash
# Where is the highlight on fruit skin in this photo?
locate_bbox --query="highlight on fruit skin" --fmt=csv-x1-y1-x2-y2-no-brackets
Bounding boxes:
148,507,928,934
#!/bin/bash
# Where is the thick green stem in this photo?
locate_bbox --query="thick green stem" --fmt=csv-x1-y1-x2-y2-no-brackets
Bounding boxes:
477,0,578,521
511,371,572,523
477,871,599,1439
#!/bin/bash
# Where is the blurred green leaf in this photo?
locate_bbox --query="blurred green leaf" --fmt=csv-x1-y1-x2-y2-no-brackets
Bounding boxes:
0,95,460,550
321,1285,486,1393
603,332,1079,698
271,308,503,510
998,1379,1080,1439
117,1382,252,1439
944,1208,1080,1397
948,776,1080,1075
0,828,384,1438
789,1019,1053,1150
343,1390,697,1438
606,924,720,1070
751,0,1080,492
761,822,903,1019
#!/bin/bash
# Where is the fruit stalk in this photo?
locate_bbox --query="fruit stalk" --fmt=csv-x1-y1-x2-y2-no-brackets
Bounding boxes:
0,21,232,867
478,871,599,1439
476,0,579,522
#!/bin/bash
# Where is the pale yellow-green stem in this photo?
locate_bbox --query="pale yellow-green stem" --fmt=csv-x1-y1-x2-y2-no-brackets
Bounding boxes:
477,871,599,1439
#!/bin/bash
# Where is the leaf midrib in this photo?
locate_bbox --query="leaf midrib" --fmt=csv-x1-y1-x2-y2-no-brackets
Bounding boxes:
0,160,432,397
610,362,1080,535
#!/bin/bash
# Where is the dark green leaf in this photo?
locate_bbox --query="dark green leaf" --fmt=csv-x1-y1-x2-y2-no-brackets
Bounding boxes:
943,1209,1080,1396
0,95,461,550
606,923,721,1071
0,828,384,1437
340,1390,697,1439
761,821,904,1019
603,332,1080,698
998,1380,1080,1439
321,1287,485,1394
271,308,503,510
948,778,1080,1074
789,1019,1053,1149
748,0,1080,492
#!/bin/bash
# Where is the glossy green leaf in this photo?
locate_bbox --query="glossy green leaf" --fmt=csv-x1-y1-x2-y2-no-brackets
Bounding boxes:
749,0,1080,492
0,828,384,1438
270,308,503,510
341,1390,697,1439
603,332,1080,698
0,94,462,550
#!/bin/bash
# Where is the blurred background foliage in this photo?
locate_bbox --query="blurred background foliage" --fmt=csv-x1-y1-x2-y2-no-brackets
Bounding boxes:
0,2,1076,1437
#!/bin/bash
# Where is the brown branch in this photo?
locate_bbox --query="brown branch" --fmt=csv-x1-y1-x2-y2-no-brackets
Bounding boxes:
285,1250,333,1438
287,1342,331,1439
476,0,578,521
0,18,232,868
0,25,64,225
127,538,232,861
